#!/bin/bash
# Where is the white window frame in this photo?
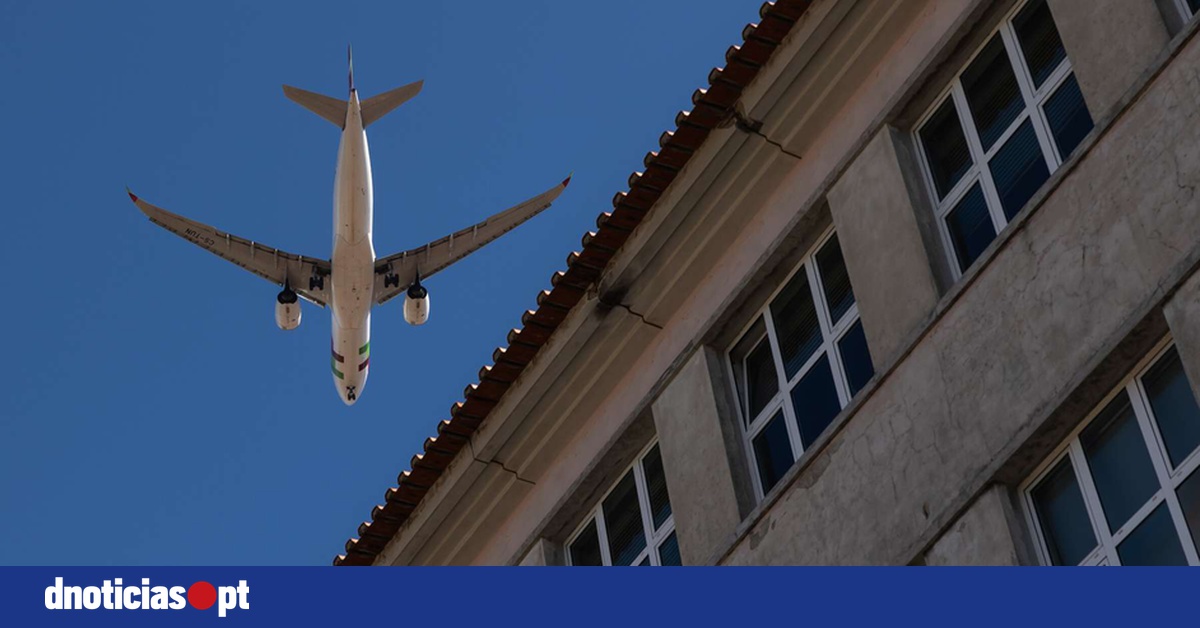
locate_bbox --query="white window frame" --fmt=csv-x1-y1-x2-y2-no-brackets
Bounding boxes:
565,441,677,566
1020,337,1200,566
725,227,865,500
1177,0,1198,21
913,0,1082,278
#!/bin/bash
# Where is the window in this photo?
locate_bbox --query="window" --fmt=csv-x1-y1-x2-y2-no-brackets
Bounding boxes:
1022,342,1200,565
566,443,680,566
728,230,875,498
915,0,1093,275
1180,0,1200,20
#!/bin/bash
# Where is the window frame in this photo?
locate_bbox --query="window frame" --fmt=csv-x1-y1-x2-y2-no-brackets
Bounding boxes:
564,441,678,566
913,0,1082,278
1020,338,1200,566
1177,0,1198,21
725,227,866,500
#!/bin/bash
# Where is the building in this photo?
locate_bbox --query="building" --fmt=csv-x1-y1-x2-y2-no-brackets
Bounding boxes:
334,0,1200,566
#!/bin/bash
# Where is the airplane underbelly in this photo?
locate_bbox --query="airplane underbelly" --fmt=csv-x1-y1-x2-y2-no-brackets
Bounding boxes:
331,319,370,405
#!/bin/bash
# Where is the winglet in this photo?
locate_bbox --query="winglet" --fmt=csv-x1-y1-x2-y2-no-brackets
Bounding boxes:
126,187,138,203
348,44,355,93
562,172,573,188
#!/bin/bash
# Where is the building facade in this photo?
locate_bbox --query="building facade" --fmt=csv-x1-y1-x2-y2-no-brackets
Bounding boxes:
336,0,1200,566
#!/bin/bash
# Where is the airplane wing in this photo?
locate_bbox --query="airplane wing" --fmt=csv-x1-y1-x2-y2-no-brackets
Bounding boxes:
128,190,332,306
372,176,571,305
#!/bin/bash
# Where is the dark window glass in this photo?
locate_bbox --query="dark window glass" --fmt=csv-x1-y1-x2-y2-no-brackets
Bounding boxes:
945,183,997,270
635,556,650,566
962,35,1024,151
1031,458,1098,565
1142,347,1200,468
815,235,855,326
731,319,778,424
569,520,604,566
658,532,682,566
771,270,822,380
1116,504,1188,565
642,445,672,531
989,119,1050,220
791,354,843,448
1177,468,1200,554
920,98,973,200
1081,392,1160,533
1189,0,1199,16
602,471,647,566
1013,0,1066,88
1043,74,1093,161
753,411,794,494
838,320,874,397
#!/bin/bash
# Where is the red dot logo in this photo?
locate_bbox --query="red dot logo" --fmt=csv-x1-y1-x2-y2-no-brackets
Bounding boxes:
188,581,216,610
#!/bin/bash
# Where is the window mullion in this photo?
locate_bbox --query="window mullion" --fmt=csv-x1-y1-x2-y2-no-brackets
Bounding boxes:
1068,441,1119,565
764,307,805,460
593,507,613,566
999,21,1060,173
949,82,1007,236
632,458,659,566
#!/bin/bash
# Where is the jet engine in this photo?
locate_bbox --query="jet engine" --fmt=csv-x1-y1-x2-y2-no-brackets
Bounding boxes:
275,286,302,330
403,280,430,326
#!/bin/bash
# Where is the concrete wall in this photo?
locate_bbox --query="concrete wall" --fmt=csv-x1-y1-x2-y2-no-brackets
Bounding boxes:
828,126,944,364
1048,0,1170,118
924,485,1025,565
516,538,560,566
651,347,754,565
720,27,1200,565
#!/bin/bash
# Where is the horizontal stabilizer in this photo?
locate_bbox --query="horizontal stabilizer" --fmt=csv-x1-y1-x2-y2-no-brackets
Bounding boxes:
361,80,423,127
282,85,348,128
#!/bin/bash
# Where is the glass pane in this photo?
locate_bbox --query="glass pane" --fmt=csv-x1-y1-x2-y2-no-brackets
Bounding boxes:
1081,391,1160,533
815,235,855,326
1116,503,1188,566
1189,0,1199,16
1031,457,1098,565
601,471,647,566
731,318,778,425
919,98,972,200
1178,468,1200,554
569,520,604,566
962,34,1024,151
635,556,650,566
989,119,1050,220
837,319,874,397
945,183,997,271
658,532,682,566
1013,0,1066,88
770,269,822,380
791,354,843,448
642,445,673,531
753,411,794,494
1142,347,1200,468
1043,74,1093,161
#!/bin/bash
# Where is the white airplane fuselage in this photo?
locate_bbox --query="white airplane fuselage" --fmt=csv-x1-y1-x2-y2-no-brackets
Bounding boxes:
330,90,374,405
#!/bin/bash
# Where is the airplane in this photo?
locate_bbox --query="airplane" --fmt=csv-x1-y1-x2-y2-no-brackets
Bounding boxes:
128,49,570,405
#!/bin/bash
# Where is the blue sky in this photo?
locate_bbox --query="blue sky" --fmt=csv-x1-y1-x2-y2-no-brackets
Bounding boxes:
0,0,762,565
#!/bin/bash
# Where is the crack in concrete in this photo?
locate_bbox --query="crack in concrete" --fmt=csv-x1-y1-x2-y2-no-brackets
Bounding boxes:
597,292,666,329
729,110,803,161
473,456,536,485
466,441,535,485
612,302,665,330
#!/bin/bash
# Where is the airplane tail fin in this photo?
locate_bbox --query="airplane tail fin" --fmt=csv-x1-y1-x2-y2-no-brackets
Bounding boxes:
282,85,348,128
360,80,423,127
